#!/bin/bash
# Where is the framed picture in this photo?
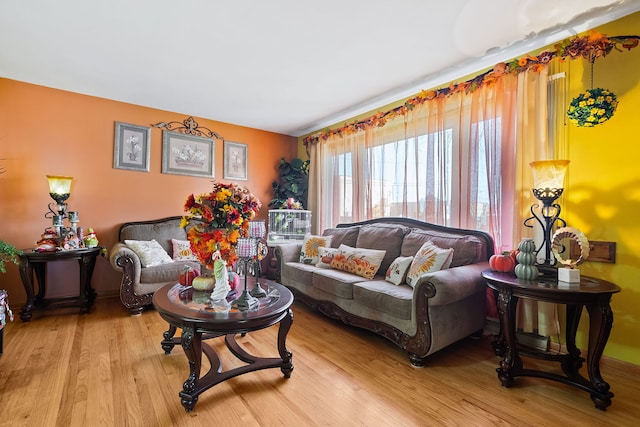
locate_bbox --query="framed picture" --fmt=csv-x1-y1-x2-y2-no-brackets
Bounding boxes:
224,141,248,180
161,131,215,177
113,122,151,172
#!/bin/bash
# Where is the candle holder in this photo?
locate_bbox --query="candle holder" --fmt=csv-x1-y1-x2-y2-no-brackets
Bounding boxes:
231,255,260,311
248,221,268,298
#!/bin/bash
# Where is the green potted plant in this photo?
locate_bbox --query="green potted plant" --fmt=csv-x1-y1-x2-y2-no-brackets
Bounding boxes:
0,161,22,273
269,157,310,209
0,240,21,273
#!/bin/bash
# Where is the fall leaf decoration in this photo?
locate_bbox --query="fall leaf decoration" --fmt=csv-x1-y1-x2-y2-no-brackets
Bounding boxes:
303,32,639,146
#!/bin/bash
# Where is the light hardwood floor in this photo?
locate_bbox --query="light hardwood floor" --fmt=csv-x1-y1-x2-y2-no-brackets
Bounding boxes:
1,296,638,427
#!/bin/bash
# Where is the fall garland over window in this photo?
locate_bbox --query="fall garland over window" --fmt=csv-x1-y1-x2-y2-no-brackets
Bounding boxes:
303,32,639,146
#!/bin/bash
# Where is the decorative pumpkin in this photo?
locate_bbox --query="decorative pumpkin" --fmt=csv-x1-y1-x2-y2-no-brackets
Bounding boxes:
192,275,215,291
510,249,519,264
518,238,537,253
489,252,516,273
515,263,539,280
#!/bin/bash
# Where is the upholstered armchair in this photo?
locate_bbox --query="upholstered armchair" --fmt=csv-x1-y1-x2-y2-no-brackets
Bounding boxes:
109,217,201,315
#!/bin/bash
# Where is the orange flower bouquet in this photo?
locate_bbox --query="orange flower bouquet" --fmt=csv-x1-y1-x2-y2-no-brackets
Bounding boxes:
181,181,261,268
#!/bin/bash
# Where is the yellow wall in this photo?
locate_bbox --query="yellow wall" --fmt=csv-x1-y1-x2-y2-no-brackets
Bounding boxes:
562,13,640,364
0,79,297,301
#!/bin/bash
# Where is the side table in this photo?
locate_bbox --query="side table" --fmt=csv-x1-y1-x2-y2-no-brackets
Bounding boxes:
18,247,103,321
482,271,620,410
482,270,620,410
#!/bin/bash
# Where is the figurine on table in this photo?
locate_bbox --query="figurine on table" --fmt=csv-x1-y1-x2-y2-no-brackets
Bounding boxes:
83,227,99,248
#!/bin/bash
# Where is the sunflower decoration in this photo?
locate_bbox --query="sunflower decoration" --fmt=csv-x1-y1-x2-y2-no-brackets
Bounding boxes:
567,87,618,127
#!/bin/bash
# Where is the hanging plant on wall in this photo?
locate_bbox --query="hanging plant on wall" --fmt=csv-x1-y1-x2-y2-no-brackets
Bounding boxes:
567,87,618,127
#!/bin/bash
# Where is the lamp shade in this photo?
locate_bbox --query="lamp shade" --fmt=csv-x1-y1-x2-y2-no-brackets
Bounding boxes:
530,160,569,190
47,175,73,195
47,175,73,206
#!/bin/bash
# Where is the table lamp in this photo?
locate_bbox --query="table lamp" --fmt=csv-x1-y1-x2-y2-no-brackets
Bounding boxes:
524,160,569,271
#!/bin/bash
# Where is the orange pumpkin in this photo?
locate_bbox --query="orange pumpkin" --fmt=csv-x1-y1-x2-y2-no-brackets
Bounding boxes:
489,252,516,273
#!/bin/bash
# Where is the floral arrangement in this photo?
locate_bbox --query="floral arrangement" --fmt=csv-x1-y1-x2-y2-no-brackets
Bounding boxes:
181,181,261,267
280,197,303,210
303,31,639,145
567,88,618,127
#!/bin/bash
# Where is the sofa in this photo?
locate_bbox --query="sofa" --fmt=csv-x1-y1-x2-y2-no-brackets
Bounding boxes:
109,217,201,315
273,217,494,366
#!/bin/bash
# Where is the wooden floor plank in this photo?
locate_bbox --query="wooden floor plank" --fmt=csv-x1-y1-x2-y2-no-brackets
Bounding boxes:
1,297,639,426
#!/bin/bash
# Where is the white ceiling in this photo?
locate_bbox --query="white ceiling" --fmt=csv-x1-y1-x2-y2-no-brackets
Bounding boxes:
2,1,640,137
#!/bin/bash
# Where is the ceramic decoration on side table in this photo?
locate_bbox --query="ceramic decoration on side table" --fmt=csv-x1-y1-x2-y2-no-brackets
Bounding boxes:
552,227,590,285
514,238,538,280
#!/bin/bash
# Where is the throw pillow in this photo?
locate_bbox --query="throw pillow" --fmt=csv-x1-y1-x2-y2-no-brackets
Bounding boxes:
406,241,454,287
330,244,386,279
124,239,174,267
300,235,333,265
385,256,414,285
316,247,338,268
171,239,198,261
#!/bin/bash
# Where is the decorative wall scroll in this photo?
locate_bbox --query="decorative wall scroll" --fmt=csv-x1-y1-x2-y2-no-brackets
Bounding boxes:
153,116,224,140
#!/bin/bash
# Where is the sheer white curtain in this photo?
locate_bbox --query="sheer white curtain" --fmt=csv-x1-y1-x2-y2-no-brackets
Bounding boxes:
309,75,519,249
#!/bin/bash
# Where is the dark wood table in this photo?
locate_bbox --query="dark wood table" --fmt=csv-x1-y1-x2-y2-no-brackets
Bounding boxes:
18,247,102,321
482,270,620,410
153,278,294,412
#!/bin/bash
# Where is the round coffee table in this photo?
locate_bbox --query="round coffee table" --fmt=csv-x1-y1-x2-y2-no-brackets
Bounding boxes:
152,278,294,412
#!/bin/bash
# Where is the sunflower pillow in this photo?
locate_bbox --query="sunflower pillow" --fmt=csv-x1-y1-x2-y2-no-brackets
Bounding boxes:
299,235,333,264
406,241,454,287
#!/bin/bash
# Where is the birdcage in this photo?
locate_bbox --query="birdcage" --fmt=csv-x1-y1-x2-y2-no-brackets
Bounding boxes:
268,210,311,242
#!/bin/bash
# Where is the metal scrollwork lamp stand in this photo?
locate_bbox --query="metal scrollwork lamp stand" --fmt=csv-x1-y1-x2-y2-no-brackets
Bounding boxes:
523,160,569,273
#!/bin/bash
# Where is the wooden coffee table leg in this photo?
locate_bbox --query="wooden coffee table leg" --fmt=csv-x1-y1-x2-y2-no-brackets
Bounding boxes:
161,325,178,354
178,326,202,412
278,308,294,378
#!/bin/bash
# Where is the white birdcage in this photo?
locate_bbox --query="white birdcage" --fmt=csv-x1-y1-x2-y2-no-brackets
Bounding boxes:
268,209,311,241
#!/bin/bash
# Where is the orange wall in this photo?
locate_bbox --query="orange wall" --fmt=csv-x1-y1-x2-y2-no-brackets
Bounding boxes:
0,78,297,301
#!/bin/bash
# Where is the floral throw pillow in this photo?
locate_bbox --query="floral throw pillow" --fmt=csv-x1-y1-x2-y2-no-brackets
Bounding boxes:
124,239,174,267
406,241,454,287
300,235,333,265
385,256,414,285
171,239,198,261
316,247,338,268
330,244,386,279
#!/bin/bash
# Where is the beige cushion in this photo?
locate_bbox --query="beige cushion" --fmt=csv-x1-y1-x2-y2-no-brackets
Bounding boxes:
406,241,453,287
299,235,333,265
316,246,338,268
322,226,360,248
355,223,409,275
353,280,413,320
401,228,484,267
124,239,174,267
330,244,386,279
171,239,198,261
385,256,414,285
